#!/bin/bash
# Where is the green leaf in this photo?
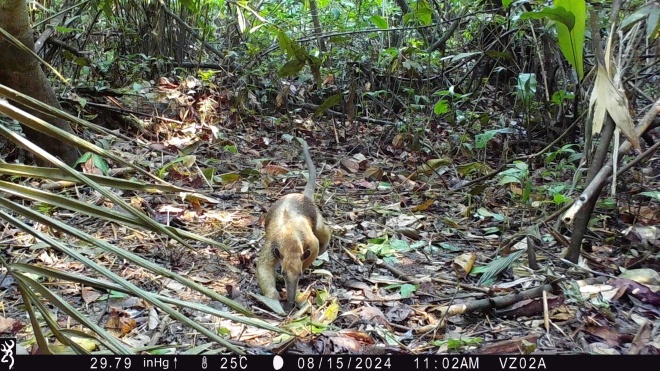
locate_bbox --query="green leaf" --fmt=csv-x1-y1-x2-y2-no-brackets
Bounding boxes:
638,191,660,201
390,239,410,251
551,90,575,105
555,0,585,80
522,179,531,204
476,207,505,222
279,59,305,77
450,52,482,62
621,4,651,31
55,26,82,33
477,249,525,286
438,242,461,252
475,130,498,149
433,99,449,115
553,194,571,204
377,182,392,190
370,15,389,29
499,175,520,185
179,0,196,11
647,4,660,41
277,31,293,56
520,2,585,80
399,284,417,298
315,93,343,116
521,7,575,30
416,6,432,25
92,154,110,175
217,327,231,337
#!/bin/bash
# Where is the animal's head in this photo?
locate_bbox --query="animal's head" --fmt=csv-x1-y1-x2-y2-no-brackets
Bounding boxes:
273,245,312,308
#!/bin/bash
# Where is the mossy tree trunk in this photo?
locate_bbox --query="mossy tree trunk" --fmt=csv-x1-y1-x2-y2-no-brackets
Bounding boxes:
0,0,79,165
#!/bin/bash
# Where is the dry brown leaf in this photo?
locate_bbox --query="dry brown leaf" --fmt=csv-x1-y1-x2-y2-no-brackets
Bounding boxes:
81,156,103,175
452,252,476,279
262,164,289,175
105,307,137,337
344,306,388,326
589,64,641,152
338,329,375,344
411,198,435,212
322,74,335,86
0,316,21,334
584,325,622,347
323,333,364,353
340,158,360,173
392,133,407,148
81,287,102,304
276,92,285,107
395,227,420,240
364,167,383,181
628,319,651,355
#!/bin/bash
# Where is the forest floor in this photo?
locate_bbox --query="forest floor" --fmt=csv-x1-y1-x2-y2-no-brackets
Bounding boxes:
2,76,659,355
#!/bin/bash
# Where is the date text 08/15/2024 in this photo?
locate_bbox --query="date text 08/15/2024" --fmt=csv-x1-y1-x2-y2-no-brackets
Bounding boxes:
298,356,546,370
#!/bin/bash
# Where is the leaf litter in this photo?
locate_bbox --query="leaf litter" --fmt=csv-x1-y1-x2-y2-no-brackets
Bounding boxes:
0,74,658,356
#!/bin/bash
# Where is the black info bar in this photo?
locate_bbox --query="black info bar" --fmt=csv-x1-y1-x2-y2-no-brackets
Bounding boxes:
1,354,655,371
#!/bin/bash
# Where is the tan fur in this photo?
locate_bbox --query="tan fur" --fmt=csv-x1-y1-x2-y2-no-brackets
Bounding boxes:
256,139,331,308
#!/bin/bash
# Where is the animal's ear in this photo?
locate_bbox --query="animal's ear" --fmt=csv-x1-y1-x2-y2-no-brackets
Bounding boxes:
302,249,311,260
273,247,282,259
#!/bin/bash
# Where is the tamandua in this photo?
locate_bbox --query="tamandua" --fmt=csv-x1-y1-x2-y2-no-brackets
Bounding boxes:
256,138,331,308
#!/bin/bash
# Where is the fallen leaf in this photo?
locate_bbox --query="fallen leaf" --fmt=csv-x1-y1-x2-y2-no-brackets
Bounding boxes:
105,307,137,337
618,268,660,286
345,306,388,326
452,252,477,279
340,158,360,173
411,198,435,212
337,329,375,344
364,167,383,181
0,317,21,334
81,288,102,304
262,164,289,175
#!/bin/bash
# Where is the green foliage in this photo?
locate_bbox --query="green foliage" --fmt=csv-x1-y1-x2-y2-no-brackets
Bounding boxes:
545,144,581,164
475,249,525,286
433,87,472,116
197,69,218,83
403,1,432,25
474,128,512,150
359,236,412,265
638,191,660,201
521,1,586,80
515,73,537,108
276,30,321,83
499,161,531,204
520,6,576,30
370,15,389,29
621,2,660,42
35,202,56,215
73,153,110,176
432,336,483,350
551,90,575,105
315,93,343,116
383,283,418,298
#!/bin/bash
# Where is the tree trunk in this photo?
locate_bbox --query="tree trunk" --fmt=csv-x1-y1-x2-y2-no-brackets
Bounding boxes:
309,0,326,52
0,0,80,165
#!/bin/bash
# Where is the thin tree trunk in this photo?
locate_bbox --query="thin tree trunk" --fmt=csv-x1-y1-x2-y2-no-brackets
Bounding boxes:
0,0,80,165
309,0,326,52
